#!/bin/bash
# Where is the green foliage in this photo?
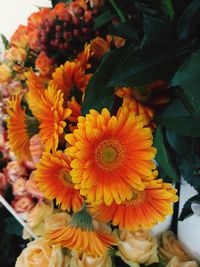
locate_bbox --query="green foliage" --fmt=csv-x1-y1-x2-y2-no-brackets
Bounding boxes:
154,126,179,182
172,49,200,116
161,0,175,19
51,0,72,7
179,194,200,221
1,34,9,49
109,23,139,41
157,99,200,137
94,9,115,30
178,0,200,41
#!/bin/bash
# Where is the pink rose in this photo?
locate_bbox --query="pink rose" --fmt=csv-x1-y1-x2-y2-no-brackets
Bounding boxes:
12,195,35,213
6,161,27,183
12,177,27,196
26,172,44,199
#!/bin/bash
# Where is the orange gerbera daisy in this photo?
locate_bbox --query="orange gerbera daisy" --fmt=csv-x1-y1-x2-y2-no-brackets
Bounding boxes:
93,179,178,231
34,151,83,211
65,107,157,205
7,95,39,161
51,60,92,101
27,84,71,152
47,206,116,257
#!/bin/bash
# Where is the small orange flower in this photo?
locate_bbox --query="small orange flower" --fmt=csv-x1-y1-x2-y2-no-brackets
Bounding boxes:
93,179,178,231
65,107,157,205
67,97,81,124
34,151,83,211
35,51,54,76
10,25,28,48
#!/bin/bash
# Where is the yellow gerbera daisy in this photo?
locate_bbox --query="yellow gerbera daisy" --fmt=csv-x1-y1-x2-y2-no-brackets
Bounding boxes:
7,94,39,161
93,179,178,231
34,151,83,211
65,107,157,205
27,84,71,152
47,206,116,257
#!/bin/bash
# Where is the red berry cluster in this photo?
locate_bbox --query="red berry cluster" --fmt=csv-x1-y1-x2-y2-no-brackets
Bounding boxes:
37,7,100,64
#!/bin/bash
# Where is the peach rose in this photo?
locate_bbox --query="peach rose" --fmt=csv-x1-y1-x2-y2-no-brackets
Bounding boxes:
29,134,44,164
70,251,112,267
45,212,71,232
89,0,104,8
23,200,53,239
15,238,69,267
6,161,27,183
5,47,27,62
159,231,191,262
167,256,198,267
26,172,44,198
116,230,158,267
12,177,27,195
12,195,35,213
0,64,12,83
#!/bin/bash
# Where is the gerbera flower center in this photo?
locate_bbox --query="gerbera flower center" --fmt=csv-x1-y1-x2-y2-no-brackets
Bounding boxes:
95,139,125,171
59,170,72,185
124,190,146,206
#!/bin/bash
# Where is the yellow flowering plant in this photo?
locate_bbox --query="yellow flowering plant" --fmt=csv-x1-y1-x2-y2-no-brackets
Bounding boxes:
0,0,200,266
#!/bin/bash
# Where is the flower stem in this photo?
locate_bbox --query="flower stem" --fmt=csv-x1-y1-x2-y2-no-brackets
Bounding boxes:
109,0,126,23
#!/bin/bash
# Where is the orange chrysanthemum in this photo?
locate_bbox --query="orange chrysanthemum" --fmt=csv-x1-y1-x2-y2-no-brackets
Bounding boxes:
7,95,36,161
65,107,157,205
34,151,83,211
27,84,71,152
93,179,178,231
47,207,116,257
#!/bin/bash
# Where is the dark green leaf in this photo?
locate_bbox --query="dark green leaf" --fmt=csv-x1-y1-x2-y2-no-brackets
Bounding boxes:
81,76,114,116
178,0,200,40
5,217,23,236
172,49,200,116
107,41,193,88
143,15,176,45
154,126,179,182
51,0,71,7
94,9,115,30
179,154,200,192
157,98,200,137
162,0,175,19
109,23,139,41
1,34,9,49
179,194,200,221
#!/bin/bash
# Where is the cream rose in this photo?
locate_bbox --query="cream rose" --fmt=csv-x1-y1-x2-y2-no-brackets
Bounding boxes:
23,200,53,239
166,256,199,267
45,212,71,232
116,230,158,267
70,251,112,267
159,231,191,262
15,238,70,267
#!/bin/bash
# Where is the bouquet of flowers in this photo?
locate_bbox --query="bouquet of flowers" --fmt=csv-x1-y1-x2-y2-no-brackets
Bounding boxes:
0,0,200,266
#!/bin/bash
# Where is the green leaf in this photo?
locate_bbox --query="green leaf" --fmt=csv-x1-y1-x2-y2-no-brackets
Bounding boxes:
51,0,71,7
143,15,176,44
154,126,179,182
1,34,9,49
162,0,175,19
172,49,200,116
5,217,23,236
107,41,193,88
108,0,126,23
109,23,139,41
178,0,200,41
157,98,200,137
179,194,200,221
81,76,114,116
94,9,115,30
179,154,200,192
